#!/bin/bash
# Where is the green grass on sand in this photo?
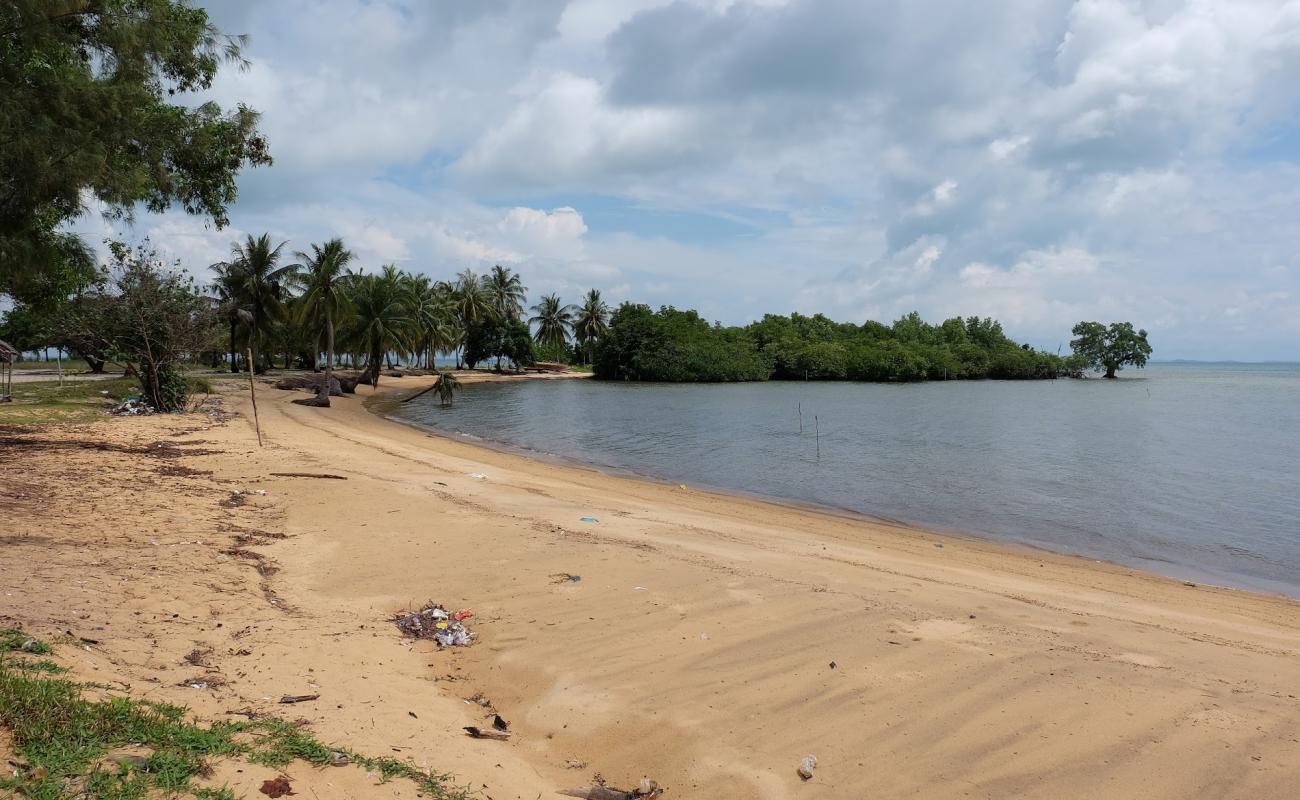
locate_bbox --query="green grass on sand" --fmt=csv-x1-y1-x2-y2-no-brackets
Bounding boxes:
0,631,471,800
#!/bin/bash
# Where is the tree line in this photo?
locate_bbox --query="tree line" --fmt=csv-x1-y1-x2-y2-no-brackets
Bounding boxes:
209,233,612,385
592,304,1151,383
1,233,615,410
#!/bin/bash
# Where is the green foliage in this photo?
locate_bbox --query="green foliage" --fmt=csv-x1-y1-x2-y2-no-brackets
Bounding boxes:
213,234,293,373
140,362,189,412
534,340,574,364
594,304,771,382
57,241,216,411
1,629,52,654
1070,320,1153,378
464,317,533,370
529,293,576,349
0,1,270,303
434,371,460,406
344,269,411,385
573,289,610,364
596,306,1082,383
483,265,527,321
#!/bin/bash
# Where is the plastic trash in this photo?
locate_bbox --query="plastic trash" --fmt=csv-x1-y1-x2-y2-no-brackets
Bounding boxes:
467,472,488,479
394,603,475,647
580,517,599,523
798,754,817,780
109,397,154,416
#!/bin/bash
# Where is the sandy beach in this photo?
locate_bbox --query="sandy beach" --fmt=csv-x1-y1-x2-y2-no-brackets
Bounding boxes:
3,372,1299,799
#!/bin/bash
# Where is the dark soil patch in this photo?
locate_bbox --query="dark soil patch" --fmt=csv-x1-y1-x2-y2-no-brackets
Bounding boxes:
157,464,213,478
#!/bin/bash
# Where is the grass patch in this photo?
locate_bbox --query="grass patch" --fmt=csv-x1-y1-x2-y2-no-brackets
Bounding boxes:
11,360,96,372
15,659,66,674
0,373,220,424
0,651,472,800
0,378,138,424
1,628,53,655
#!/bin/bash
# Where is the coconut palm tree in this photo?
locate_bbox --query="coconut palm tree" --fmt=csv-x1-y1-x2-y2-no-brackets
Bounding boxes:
210,262,253,373
220,233,293,373
404,274,458,368
484,264,527,321
573,288,610,364
293,238,355,405
435,369,460,406
452,269,490,367
530,293,576,350
348,271,410,387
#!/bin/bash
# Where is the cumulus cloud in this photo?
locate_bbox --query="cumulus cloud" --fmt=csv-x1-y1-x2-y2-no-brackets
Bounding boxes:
94,0,1300,360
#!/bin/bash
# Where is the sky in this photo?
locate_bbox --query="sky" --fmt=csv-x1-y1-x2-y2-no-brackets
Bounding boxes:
77,0,1300,359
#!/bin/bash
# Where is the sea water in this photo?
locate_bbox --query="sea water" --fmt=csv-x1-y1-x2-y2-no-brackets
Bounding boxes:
396,363,1300,596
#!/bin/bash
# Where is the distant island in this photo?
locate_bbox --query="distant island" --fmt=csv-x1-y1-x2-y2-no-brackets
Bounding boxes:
592,304,1152,383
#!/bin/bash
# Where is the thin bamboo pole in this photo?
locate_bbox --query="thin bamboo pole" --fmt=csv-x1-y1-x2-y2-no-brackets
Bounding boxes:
246,348,263,447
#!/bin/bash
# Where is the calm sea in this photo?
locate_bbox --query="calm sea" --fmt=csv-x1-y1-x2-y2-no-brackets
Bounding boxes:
394,363,1300,596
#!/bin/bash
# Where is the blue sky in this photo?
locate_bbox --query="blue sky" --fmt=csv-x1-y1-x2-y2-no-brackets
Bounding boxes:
77,0,1300,359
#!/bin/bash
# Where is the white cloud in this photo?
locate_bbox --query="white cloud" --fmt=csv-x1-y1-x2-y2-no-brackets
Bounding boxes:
89,0,1300,360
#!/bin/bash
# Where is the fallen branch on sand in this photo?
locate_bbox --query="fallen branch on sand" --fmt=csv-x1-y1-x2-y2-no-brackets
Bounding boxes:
279,693,319,704
558,779,664,799
269,472,348,480
463,726,511,740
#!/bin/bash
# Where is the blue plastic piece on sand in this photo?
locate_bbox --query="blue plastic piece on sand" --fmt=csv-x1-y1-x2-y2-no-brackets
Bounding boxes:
579,517,599,523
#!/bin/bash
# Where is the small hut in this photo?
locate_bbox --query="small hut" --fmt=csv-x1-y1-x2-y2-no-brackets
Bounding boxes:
0,339,16,401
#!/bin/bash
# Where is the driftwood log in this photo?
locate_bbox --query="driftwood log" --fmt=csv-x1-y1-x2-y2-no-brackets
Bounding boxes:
274,373,361,396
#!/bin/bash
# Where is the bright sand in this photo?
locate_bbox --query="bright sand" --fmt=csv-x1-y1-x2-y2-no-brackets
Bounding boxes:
4,372,1298,799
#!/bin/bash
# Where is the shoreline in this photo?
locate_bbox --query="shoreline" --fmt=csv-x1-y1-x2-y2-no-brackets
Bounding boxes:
6,371,1299,799
381,375,1296,600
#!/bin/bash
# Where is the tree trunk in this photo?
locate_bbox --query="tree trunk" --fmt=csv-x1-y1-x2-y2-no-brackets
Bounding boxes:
250,319,262,374
228,319,238,373
1104,364,1117,379
361,342,383,388
84,355,105,374
318,313,334,407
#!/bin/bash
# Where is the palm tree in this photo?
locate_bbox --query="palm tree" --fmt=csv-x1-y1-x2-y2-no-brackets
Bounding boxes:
484,264,527,321
408,275,458,369
294,238,355,405
530,293,576,350
573,288,610,364
349,271,410,387
220,233,293,373
452,269,490,367
210,262,253,373
435,370,460,406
